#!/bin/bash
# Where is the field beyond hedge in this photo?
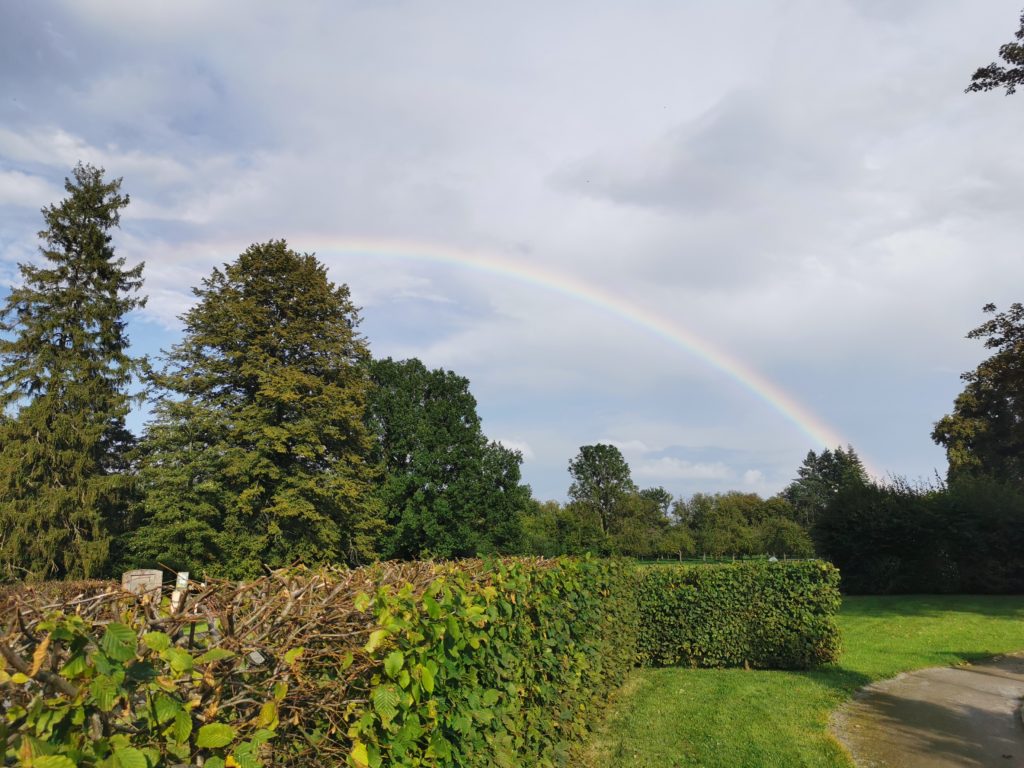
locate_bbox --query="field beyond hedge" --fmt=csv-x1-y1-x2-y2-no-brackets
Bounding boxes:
583,594,1024,767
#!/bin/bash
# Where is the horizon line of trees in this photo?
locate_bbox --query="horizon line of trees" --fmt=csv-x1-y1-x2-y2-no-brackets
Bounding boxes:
0,163,861,582
4,162,1022,591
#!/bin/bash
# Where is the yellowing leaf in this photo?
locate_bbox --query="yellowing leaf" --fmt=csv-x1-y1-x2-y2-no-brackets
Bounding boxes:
350,740,370,767
30,633,51,676
363,629,389,654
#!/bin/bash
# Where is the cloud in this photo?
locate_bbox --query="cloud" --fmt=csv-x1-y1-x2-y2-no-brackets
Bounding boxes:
635,457,733,481
742,469,765,486
496,439,535,461
2,0,1020,500
0,170,62,208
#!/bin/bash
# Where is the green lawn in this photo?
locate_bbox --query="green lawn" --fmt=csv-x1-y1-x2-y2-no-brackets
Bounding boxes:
583,595,1024,768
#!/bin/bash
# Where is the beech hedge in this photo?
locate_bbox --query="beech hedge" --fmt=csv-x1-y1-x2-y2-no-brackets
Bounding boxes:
636,560,842,669
1,558,838,767
1,558,638,768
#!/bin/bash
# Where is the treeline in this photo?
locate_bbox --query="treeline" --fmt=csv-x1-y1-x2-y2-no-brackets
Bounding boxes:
520,446,870,561
0,164,840,582
6,165,1019,590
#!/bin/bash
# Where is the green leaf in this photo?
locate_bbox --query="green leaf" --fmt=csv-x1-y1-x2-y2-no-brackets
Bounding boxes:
142,632,171,652
113,746,149,768
31,757,76,768
284,647,304,665
171,710,192,743
204,759,226,768
196,648,235,664
59,652,88,678
384,650,404,679
372,684,400,723
162,647,194,674
196,722,236,748
354,592,372,612
89,675,119,712
418,663,434,694
153,693,183,724
100,622,138,662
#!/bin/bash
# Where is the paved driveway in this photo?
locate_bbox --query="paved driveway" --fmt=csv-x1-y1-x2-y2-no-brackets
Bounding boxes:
832,654,1024,767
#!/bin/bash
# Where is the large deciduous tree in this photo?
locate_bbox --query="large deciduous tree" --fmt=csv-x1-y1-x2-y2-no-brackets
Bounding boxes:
967,9,1024,95
567,443,636,536
124,241,381,577
933,303,1024,485
0,163,145,580
366,357,529,559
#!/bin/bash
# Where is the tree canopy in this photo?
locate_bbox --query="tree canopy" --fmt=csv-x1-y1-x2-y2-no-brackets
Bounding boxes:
967,9,1024,94
933,303,1024,485
0,164,145,580
567,444,637,536
782,446,868,528
366,357,529,559
124,241,381,577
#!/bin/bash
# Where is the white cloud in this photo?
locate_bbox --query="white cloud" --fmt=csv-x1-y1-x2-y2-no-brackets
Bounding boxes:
496,439,534,461
635,457,733,481
2,0,1019,498
0,170,62,208
742,469,765,486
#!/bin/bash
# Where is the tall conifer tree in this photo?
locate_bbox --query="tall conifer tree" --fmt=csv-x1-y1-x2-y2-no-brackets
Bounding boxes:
125,241,381,577
0,163,145,580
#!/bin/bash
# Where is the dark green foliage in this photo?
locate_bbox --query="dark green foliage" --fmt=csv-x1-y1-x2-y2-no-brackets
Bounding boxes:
0,164,145,580
366,358,530,559
567,444,636,536
967,10,1024,94
816,476,1024,594
124,241,380,577
635,561,841,670
937,476,1024,593
933,303,1024,485
782,446,868,527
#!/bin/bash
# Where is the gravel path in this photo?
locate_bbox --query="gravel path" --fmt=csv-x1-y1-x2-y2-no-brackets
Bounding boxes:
832,653,1024,767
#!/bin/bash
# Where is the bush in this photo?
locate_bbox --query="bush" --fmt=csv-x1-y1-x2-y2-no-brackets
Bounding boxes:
1,558,638,768
636,560,841,669
814,476,1024,594
1,558,836,767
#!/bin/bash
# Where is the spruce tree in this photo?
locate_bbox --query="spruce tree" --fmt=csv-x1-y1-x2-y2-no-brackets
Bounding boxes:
125,241,381,577
0,163,145,580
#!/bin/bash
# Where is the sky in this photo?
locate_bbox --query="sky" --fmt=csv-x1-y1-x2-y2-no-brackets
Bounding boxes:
2,1,1023,502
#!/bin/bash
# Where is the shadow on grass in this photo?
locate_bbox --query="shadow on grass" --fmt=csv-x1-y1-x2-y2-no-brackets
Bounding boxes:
840,594,1024,620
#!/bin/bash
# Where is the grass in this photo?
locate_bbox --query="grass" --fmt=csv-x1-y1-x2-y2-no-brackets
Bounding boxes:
583,595,1024,768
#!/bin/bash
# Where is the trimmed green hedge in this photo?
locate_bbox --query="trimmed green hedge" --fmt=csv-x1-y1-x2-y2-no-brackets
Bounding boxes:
1,559,838,767
346,557,639,767
1,558,638,768
636,560,841,669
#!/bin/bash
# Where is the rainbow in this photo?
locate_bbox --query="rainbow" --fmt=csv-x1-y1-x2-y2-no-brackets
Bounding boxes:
284,236,857,460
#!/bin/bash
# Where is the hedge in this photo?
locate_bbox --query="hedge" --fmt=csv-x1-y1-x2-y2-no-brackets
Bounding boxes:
636,560,841,669
1,559,838,767
0,557,638,767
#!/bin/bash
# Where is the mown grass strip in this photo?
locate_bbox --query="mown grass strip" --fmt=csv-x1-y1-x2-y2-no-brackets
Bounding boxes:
583,595,1024,767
